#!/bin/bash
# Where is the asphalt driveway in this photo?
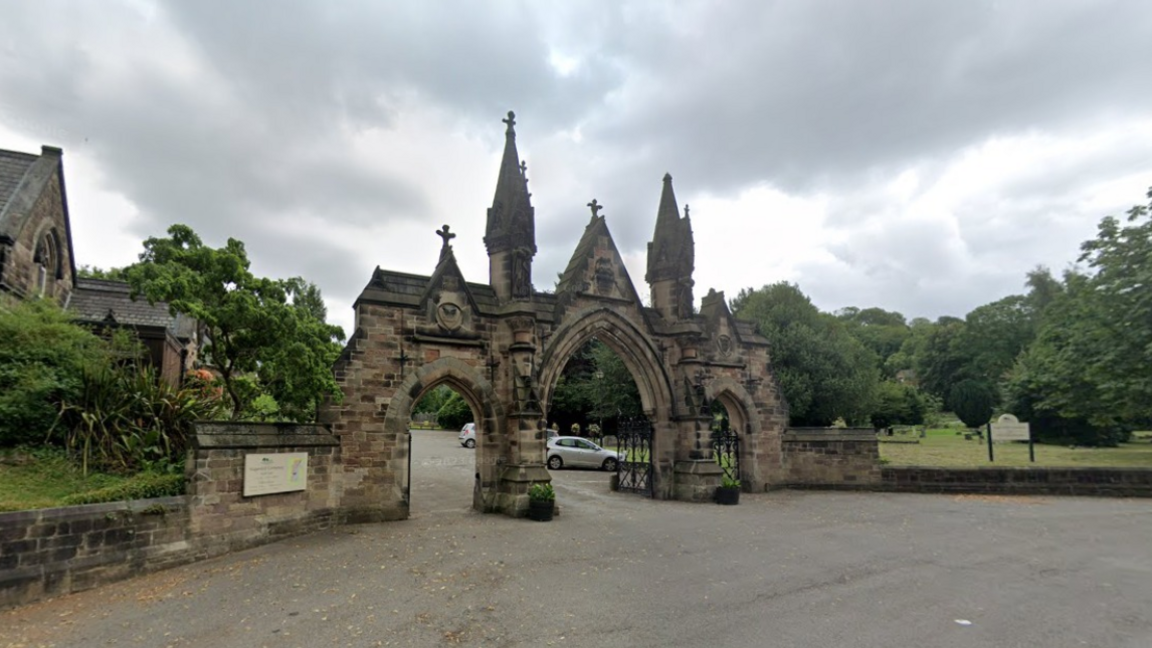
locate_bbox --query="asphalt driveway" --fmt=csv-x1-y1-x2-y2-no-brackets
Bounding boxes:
3,430,1149,647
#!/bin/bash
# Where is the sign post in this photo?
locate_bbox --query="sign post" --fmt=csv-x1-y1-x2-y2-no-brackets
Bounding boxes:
989,414,1033,463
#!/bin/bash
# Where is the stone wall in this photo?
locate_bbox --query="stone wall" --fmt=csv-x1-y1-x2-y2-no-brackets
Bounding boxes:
880,466,1152,497
781,428,881,489
188,422,342,556
0,496,191,610
1,168,74,303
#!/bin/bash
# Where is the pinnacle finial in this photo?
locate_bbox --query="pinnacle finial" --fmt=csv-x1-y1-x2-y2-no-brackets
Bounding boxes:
503,110,516,131
587,199,604,219
663,172,672,183
684,204,690,218
520,160,527,176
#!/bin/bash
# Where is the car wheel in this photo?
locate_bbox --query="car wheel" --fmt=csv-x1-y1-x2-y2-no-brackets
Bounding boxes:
465,439,476,449
548,455,563,470
602,458,618,472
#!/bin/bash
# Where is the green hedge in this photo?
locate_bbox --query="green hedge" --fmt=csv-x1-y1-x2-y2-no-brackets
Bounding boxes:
61,472,185,505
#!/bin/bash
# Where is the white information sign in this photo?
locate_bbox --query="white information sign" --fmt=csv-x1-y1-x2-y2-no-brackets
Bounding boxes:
990,414,1030,442
244,452,308,497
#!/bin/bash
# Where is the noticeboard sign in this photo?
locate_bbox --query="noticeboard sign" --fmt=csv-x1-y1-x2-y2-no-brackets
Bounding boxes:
990,414,1030,442
244,452,308,497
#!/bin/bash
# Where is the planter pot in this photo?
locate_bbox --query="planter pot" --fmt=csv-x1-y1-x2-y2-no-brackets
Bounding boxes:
527,499,554,521
715,487,740,505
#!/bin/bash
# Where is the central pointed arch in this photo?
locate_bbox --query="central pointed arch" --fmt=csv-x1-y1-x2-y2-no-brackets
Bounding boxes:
538,306,674,420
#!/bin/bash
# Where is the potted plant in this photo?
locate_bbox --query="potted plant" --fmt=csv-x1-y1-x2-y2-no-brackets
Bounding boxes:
527,482,555,521
716,476,741,505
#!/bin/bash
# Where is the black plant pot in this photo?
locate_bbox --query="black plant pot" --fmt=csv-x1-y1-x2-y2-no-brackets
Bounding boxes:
527,499,554,521
716,487,740,505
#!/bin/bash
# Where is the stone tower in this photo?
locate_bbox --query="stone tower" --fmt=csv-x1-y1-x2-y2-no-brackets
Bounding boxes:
483,111,536,301
645,173,695,320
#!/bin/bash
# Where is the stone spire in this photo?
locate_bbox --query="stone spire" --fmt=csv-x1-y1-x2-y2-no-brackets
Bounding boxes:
484,111,537,301
646,173,695,320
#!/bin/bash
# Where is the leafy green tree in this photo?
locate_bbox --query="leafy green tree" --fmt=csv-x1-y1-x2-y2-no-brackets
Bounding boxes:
837,307,910,378
436,390,472,430
548,339,642,431
77,265,127,280
0,297,109,446
124,225,344,421
869,380,928,430
913,318,971,399
733,283,878,426
948,379,995,430
958,295,1034,385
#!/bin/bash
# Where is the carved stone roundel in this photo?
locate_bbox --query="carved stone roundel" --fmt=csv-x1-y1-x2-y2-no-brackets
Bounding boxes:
717,335,733,358
436,298,464,331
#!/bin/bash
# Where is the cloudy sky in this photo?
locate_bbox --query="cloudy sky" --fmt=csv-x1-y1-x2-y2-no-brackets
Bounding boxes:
3,0,1151,335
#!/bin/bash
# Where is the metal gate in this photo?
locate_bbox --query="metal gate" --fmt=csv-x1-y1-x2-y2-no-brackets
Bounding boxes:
711,419,740,484
616,418,654,496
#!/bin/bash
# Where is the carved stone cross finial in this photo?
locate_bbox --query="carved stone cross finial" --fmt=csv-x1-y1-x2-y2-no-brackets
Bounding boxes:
519,160,527,175
503,111,516,130
587,199,604,219
436,224,456,248
684,204,690,218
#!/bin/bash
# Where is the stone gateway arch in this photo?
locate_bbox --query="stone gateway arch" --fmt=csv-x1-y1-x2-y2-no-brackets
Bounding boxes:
321,111,803,521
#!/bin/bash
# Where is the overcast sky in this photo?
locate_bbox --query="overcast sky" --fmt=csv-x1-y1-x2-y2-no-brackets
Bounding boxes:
3,0,1151,335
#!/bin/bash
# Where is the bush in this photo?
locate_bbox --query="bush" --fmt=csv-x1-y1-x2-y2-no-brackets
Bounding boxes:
0,298,110,447
948,379,995,430
55,363,223,474
61,472,185,505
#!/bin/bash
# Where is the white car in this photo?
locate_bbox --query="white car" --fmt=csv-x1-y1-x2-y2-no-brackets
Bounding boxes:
459,423,476,448
546,436,621,471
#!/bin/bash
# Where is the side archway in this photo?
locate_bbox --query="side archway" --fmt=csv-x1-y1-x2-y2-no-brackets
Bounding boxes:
382,357,505,513
705,376,760,485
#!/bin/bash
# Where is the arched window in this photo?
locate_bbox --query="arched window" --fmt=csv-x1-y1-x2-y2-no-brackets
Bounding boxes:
33,229,62,294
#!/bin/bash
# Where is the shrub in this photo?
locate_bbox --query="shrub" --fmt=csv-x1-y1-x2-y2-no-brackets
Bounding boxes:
0,297,109,447
436,391,472,430
61,472,185,505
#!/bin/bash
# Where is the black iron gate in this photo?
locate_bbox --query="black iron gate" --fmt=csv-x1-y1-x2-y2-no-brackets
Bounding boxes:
616,418,654,496
711,419,740,484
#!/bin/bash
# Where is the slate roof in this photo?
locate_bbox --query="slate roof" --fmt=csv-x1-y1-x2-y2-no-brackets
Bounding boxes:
0,149,40,235
69,278,182,332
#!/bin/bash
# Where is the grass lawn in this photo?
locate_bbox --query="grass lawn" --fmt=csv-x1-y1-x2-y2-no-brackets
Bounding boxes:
0,448,132,512
880,428,1152,468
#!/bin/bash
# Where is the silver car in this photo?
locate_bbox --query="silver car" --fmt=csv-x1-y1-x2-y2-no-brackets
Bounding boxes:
546,436,621,471
459,423,476,448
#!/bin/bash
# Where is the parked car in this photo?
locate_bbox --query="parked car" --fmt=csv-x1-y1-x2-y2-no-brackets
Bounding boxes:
546,436,621,471
459,423,476,448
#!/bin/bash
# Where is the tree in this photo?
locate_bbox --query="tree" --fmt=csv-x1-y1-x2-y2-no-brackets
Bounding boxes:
548,339,642,431
733,283,878,426
436,391,472,430
948,379,995,430
869,380,928,430
77,265,127,280
837,307,910,378
124,225,344,421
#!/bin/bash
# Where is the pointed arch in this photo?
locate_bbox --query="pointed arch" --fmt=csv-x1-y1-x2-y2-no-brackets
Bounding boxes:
538,306,674,419
382,357,505,512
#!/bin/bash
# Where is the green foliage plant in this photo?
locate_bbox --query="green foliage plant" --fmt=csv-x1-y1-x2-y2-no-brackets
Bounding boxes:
948,379,995,430
124,225,345,421
720,476,741,489
528,482,555,502
61,472,185,505
0,297,110,447
436,390,472,430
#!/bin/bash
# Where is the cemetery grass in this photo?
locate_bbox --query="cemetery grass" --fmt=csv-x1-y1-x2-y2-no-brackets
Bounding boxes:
880,428,1152,468
0,447,131,512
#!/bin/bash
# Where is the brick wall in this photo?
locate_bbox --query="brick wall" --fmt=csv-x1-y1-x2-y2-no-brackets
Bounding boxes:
0,496,191,609
781,429,881,489
881,466,1152,497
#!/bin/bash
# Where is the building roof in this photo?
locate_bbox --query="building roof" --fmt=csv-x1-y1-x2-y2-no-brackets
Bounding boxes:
69,278,189,335
0,149,42,238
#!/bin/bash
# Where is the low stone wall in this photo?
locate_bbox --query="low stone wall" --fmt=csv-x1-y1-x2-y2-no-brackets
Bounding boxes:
0,496,191,610
880,466,1152,497
188,422,341,557
1,422,342,611
781,428,881,489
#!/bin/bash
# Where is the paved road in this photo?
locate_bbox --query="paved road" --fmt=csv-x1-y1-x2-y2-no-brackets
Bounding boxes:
3,430,1150,647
